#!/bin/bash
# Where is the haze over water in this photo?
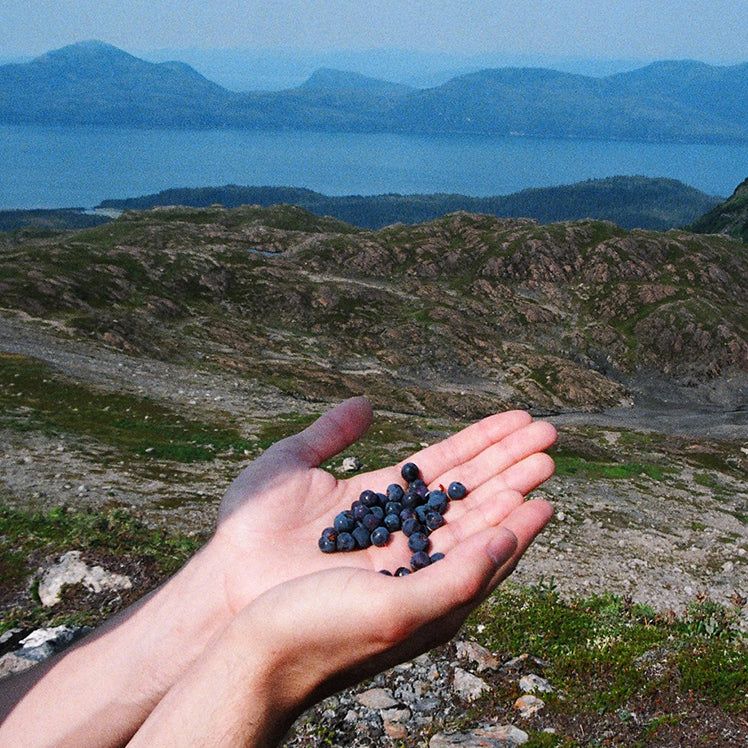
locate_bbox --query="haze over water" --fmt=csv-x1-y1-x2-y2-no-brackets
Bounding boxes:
1,124,745,210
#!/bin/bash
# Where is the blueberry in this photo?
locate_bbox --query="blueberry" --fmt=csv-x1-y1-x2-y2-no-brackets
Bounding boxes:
383,513,401,532
379,569,393,575
448,481,467,500
352,525,372,549
394,566,412,577
333,510,355,533
430,552,445,563
371,526,390,547
415,504,431,523
362,512,382,531
376,492,388,506
411,483,429,499
427,490,449,514
401,462,420,482
318,536,336,553
385,501,403,516
359,489,379,507
401,517,423,537
353,503,371,522
401,491,422,510
410,551,431,570
320,526,337,543
408,532,430,552
425,511,446,531
386,484,405,502
370,505,385,520
400,507,417,523
336,532,356,552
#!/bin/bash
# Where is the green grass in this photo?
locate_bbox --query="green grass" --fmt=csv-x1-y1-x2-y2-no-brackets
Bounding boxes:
0,353,256,462
550,450,668,482
0,504,204,630
467,582,747,716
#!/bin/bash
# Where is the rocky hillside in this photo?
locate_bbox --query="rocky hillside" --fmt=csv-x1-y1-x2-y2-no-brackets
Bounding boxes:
690,177,748,243
0,205,745,417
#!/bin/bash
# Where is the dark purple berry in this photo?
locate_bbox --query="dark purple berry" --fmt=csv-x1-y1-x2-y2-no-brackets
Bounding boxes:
386,484,405,502
352,525,372,549
415,504,431,523
402,517,423,537
353,503,371,522
448,481,467,500
362,512,382,531
400,507,417,523
336,532,356,552
334,511,355,533
359,489,379,507
385,501,403,516
371,526,390,547
383,513,401,532
401,491,422,510
401,462,420,482
408,532,430,552
425,511,446,531
394,566,412,576
318,536,336,553
379,569,393,575
427,490,449,514
430,552,445,563
370,505,385,520
410,551,431,570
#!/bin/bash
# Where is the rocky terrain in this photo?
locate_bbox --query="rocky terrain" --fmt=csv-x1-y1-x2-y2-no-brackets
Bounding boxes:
0,205,746,744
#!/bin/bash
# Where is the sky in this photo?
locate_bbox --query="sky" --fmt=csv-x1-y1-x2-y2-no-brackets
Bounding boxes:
2,0,747,64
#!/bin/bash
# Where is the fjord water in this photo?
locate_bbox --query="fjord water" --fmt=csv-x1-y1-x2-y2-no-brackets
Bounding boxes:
1,124,746,209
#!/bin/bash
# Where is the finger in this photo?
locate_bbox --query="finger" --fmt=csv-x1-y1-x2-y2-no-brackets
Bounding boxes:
430,490,526,553
406,410,534,482
465,452,556,498
428,420,557,493
489,498,554,588
389,526,520,625
270,396,373,468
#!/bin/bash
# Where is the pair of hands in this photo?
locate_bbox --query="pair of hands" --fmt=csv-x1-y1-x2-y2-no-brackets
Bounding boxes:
130,397,557,745
0,397,556,747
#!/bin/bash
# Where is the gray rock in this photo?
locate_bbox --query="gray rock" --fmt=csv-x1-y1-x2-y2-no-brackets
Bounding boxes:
513,694,545,718
456,640,500,671
453,667,490,701
518,673,553,694
37,550,132,607
355,687,399,710
341,456,363,473
429,724,529,746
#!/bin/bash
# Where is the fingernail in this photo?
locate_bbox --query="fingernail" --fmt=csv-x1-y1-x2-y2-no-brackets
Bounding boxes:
487,528,518,566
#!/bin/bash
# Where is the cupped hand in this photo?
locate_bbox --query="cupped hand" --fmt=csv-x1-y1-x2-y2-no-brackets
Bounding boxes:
130,498,553,748
210,397,556,615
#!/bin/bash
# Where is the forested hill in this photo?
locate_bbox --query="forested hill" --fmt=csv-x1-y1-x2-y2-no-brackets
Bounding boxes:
99,177,720,231
1,41,747,142
689,177,748,242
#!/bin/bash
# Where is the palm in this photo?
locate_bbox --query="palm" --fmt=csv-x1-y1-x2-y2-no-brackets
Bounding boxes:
212,397,557,612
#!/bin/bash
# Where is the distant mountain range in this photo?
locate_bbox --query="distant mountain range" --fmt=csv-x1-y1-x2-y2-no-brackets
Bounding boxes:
1,41,746,142
99,176,720,232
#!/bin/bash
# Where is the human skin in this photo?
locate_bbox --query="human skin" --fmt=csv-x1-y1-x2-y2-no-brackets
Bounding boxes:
0,397,556,746
128,503,552,747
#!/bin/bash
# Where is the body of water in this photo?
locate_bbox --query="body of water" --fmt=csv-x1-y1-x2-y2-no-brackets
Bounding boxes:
1,124,746,209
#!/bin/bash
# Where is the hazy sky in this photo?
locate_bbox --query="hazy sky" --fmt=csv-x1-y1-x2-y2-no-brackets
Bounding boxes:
3,0,746,63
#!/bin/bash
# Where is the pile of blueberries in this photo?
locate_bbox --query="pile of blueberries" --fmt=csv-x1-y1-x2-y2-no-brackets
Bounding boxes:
317,461,467,576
